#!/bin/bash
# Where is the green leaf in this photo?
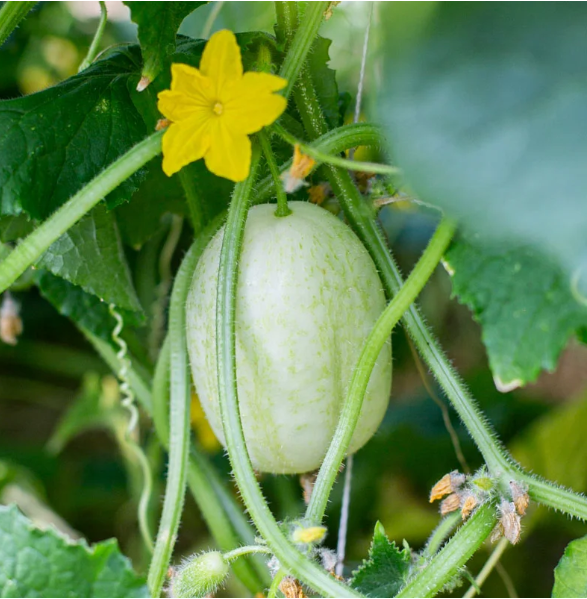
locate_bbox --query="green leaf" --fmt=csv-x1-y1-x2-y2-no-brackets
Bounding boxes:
0,214,34,243
308,36,343,129
36,271,143,342
511,392,587,494
377,3,587,276
115,156,187,248
37,204,142,312
553,535,587,598
0,45,148,220
445,235,587,389
0,504,148,597
350,521,411,597
124,1,206,84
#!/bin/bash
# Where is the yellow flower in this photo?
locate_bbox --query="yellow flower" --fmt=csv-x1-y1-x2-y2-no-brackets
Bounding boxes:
157,30,287,182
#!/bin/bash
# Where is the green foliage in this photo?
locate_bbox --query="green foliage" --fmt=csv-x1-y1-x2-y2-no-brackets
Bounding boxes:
0,214,34,242
0,504,148,597
350,521,411,597
36,271,142,342
377,3,587,276
38,205,141,312
512,393,587,494
124,2,206,84
445,235,587,388
553,535,587,598
0,45,148,220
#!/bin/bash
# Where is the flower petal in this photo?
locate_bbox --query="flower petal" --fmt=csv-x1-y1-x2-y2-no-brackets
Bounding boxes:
161,114,211,177
199,30,243,97
158,64,214,122
204,120,251,182
223,72,287,134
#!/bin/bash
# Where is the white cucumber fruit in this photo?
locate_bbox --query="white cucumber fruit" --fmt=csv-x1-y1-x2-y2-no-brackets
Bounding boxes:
186,201,392,474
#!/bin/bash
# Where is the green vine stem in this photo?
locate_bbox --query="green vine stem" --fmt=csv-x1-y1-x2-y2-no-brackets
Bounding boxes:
258,130,291,217
278,1,329,99
223,545,274,563
306,217,456,523
273,122,400,177
397,503,497,598
78,0,107,72
255,122,385,202
0,131,163,295
0,1,36,47
148,220,222,596
178,168,206,234
152,335,271,594
215,146,361,598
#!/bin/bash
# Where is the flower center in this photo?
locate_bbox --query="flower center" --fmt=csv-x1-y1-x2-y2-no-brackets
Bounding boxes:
213,102,223,116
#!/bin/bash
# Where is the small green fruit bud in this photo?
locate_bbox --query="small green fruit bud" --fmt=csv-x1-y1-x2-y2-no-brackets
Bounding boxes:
172,551,229,598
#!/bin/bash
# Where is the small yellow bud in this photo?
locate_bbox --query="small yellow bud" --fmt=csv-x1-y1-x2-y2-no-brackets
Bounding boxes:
430,471,465,503
291,525,327,545
281,145,316,193
510,480,530,516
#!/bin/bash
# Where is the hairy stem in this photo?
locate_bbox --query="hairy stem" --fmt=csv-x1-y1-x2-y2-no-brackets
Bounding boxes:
258,130,291,217
278,1,329,99
215,146,361,597
273,122,400,176
0,1,36,47
398,503,497,598
307,218,456,523
255,123,385,203
0,131,163,295
78,0,107,71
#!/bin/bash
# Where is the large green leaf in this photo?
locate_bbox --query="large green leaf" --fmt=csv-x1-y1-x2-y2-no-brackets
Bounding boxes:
553,535,587,598
36,272,143,342
350,522,411,597
0,504,148,597
445,235,587,390
38,205,141,312
377,3,587,277
0,45,147,220
124,2,206,84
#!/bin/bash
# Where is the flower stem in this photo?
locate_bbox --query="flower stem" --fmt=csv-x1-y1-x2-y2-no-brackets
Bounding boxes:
0,131,163,295
463,537,509,598
272,122,400,177
397,503,497,598
423,512,461,558
178,167,206,234
78,0,107,72
223,545,274,563
306,218,456,523
255,122,385,203
278,1,329,99
0,1,36,47
215,146,361,598
258,130,291,217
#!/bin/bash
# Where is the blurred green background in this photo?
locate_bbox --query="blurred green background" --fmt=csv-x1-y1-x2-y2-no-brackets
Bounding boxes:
1,3,586,597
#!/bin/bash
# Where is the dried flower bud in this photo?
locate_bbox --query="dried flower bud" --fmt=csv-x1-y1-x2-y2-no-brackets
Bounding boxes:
1,293,22,346
155,118,171,131
490,522,504,544
498,500,522,544
430,471,465,502
308,183,330,205
279,577,307,598
510,480,530,516
281,145,316,193
461,495,478,520
440,493,461,516
291,525,327,545
324,1,341,20
300,472,318,505
171,551,229,598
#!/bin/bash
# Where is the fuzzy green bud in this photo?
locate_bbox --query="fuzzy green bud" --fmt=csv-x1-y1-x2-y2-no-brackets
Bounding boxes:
171,551,229,598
